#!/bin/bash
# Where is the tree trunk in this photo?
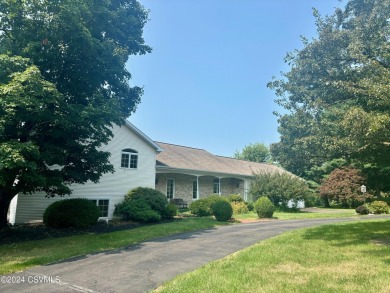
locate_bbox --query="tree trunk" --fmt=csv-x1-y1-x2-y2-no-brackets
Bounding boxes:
323,195,330,208
0,190,14,229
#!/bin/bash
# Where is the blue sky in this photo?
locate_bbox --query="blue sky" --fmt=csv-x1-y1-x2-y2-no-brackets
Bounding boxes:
127,0,343,157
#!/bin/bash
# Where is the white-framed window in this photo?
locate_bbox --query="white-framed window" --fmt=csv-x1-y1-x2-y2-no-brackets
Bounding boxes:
121,148,138,169
90,199,110,217
192,180,198,199
213,178,220,194
167,178,175,199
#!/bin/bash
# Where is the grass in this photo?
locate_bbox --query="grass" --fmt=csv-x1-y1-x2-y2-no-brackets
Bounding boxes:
0,217,228,275
234,209,357,221
156,219,390,293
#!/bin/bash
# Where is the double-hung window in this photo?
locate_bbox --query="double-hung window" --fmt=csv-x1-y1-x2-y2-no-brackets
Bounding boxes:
121,149,138,169
90,199,109,217
213,178,220,194
192,180,198,199
167,178,175,199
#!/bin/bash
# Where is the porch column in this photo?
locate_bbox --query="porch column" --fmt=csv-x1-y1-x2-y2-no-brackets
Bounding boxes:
219,177,221,196
243,179,250,201
196,176,199,199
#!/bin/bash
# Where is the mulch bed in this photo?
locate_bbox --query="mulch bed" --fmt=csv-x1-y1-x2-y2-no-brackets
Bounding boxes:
0,221,140,245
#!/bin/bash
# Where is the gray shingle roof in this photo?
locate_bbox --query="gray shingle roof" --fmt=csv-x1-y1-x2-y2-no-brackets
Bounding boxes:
155,142,285,177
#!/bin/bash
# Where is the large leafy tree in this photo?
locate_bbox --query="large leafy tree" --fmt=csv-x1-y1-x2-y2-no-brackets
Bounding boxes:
0,0,150,228
249,172,313,209
268,0,390,181
233,143,271,163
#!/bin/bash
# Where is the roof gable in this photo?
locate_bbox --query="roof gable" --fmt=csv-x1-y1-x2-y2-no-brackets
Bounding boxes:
124,120,162,152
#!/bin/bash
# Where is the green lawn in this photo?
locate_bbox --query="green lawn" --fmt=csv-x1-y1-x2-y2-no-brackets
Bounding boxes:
156,219,390,293
234,209,357,221
0,217,228,275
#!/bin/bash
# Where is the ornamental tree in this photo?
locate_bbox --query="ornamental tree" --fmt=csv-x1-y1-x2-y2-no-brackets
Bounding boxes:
0,0,150,228
319,167,370,208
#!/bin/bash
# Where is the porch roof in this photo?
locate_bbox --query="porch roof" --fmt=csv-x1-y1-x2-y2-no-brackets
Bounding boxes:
155,142,285,177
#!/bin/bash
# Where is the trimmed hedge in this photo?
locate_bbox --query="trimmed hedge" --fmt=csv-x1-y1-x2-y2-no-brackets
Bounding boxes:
162,203,178,219
211,200,233,221
114,187,169,222
189,195,228,217
254,197,275,218
43,198,100,228
125,187,168,214
355,205,369,215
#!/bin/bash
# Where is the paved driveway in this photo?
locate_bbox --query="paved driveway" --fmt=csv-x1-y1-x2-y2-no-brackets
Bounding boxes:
1,216,389,293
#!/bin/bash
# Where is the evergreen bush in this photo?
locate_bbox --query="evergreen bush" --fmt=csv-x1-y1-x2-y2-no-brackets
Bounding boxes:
355,205,369,215
211,200,233,221
43,198,100,228
189,198,213,216
114,198,150,221
189,195,228,217
132,210,161,222
254,197,275,218
162,203,178,219
114,187,169,222
125,187,168,214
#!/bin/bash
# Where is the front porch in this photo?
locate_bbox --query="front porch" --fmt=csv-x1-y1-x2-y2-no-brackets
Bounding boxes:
155,172,251,204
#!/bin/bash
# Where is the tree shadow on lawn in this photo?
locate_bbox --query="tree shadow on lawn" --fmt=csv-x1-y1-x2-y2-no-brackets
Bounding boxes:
302,219,390,265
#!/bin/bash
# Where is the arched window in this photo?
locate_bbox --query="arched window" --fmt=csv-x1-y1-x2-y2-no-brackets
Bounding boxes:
121,148,138,169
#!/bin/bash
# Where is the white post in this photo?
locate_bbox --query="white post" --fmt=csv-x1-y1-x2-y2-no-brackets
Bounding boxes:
219,177,221,196
196,176,199,199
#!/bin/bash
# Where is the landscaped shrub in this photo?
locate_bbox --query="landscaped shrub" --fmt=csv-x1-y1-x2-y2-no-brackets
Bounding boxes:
355,205,369,215
211,200,233,221
231,202,249,214
189,195,229,217
114,187,169,223
245,201,254,211
190,198,213,216
206,194,229,206
125,187,168,214
254,197,275,218
132,210,161,222
43,198,100,228
114,198,150,221
227,194,244,203
368,201,389,214
162,203,178,219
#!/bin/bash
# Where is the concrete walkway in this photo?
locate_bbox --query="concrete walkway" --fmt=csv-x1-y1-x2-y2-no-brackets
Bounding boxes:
1,216,389,293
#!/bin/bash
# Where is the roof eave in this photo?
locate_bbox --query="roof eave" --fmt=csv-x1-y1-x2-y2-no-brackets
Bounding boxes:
156,166,254,179
125,120,163,153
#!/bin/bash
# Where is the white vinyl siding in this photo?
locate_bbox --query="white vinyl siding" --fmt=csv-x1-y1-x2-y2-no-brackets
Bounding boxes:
12,124,158,224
